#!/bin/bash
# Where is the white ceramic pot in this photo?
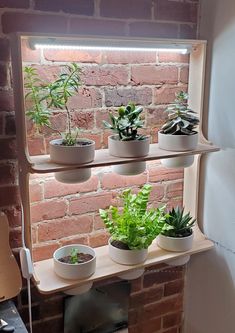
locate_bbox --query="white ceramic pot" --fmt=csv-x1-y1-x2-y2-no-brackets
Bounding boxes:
108,135,150,175
53,244,96,280
49,138,95,183
157,233,194,252
108,239,148,265
158,132,198,168
118,268,145,280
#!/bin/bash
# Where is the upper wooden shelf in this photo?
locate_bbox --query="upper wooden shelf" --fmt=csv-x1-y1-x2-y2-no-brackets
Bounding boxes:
33,228,213,294
29,143,219,174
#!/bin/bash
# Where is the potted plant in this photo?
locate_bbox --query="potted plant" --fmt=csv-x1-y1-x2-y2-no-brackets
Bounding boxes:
158,91,199,168
103,103,150,175
24,64,95,183
99,184,166,267
53,244,96,280
157,206,196,252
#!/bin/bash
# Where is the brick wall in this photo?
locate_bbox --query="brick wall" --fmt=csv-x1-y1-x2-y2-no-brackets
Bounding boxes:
0,0,200,332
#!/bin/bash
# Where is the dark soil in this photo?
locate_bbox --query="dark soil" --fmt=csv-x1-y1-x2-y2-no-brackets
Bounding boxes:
54,139,93,147
58,252,93,264
111,240,130,250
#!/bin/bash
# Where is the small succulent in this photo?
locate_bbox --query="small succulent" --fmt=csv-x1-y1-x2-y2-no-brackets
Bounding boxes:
161,206,196,238
103,103,145,141
160,91,199,135
70,248,79,264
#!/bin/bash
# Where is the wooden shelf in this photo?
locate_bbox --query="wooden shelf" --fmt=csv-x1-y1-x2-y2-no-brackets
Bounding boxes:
33,229,213,294
29,143,219,174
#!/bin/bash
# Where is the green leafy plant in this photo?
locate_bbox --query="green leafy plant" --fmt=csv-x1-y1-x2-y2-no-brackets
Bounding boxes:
69,248,79,264
24,63,81,146
103,103,145,141
99,184,166,250
161,206,196,238
160,91,199,135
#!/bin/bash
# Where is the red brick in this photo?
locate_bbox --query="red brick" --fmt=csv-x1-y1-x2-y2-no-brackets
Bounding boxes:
0,38,10,61
0,163,16,185
35,0,94,15
145,107,166,127
95,109,110,129
2,12,68,34
164,279,184,297
0,115,3,135
60,235,88,246
149,184,165,202
101,172,147,190
163,312,182,329
149,166,184,182
131,277,142,293
38,215,93,241
32,242,59,261
94,214,105,230
29,183,43,202
180,67,189,84
21,39,40,63
44,176,99,199
69,18,126,36
69,192,113,215
32,316,63,332
155,0,198,23
105,87,152,107
166,181,183,199
0,186,19,207
131,66,178,85
81,66,129,86
40,297,63,318
143,285,164,305
68,88,102,109
0,90,14,112
154,86,187,105
166,198,183,211
88,231,110,247
158,53,189,64
3,206,21,227
141,317,162,333
81,132,102,149
144,295,183,319
100,0,152,19
143,267,184,288
44,49,102,63
129,22,178,38
162,328,178,333
9,228,22,248
179,24,197,39
5,115,15,135
33,65,60,83
31,200,67,223
28,137,46,156
0,0,29,8
0,139,17,159
0,63,9,87
104,51,156,64
73,111,95,130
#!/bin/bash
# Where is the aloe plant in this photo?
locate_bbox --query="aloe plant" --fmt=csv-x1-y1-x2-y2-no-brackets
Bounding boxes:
99,184,166,250
161,206,196,238
24,63,81,146
103,103,145,141
160,91,199,135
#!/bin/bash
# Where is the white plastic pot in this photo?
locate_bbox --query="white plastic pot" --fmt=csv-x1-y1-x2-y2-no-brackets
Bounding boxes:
157,233,194,252
53,244,96,280
158,132,198,168
49,138,95,183
108,239,148,265
108,135,150,175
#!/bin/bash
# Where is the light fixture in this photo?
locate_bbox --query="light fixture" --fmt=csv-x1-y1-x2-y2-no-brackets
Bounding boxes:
28,37,190,54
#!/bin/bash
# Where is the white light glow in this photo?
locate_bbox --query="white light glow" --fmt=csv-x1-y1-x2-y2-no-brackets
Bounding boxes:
34,43,188,54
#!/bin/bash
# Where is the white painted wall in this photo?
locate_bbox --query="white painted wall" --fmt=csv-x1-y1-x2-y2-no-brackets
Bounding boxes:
184,0,235,332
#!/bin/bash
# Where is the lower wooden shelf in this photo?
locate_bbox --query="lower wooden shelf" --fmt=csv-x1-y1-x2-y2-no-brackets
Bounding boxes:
33,229,213,294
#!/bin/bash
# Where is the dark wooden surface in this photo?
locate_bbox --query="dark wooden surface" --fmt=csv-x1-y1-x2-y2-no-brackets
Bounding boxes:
0,301,27,332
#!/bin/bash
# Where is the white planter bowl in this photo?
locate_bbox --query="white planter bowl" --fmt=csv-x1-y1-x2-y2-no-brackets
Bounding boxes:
108,239,148,265
158,132,198,168
157,233,194,252
108,135,150,175
53,244,96,280
49,138,95,183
